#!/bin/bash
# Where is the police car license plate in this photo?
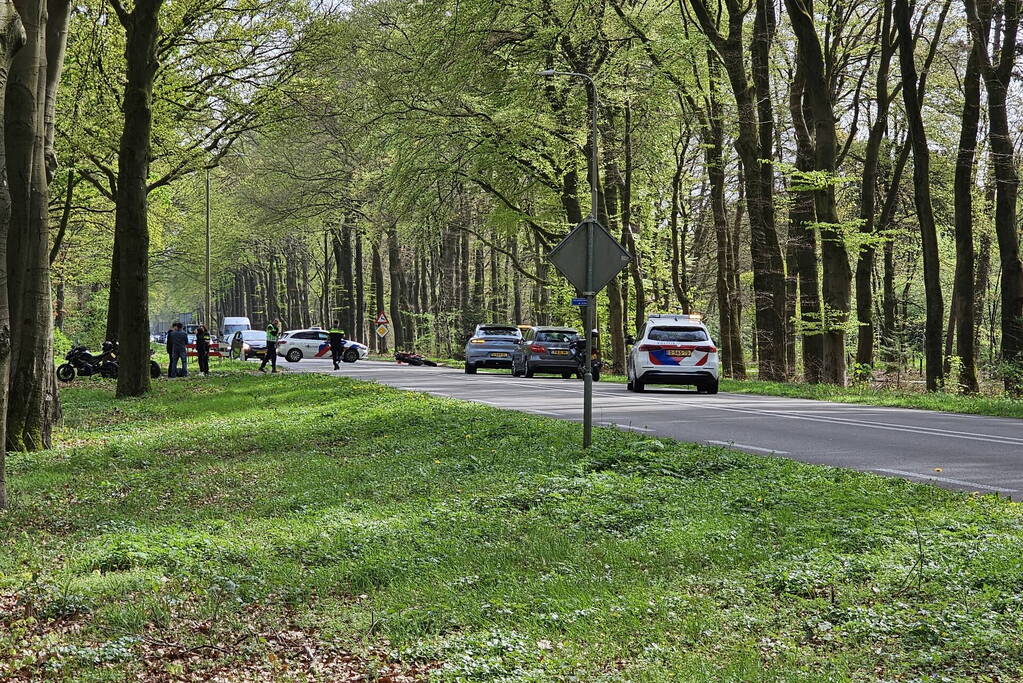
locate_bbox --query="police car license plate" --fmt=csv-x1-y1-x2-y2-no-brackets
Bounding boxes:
490,352,509,358
551,349,570,356
667,349,692,357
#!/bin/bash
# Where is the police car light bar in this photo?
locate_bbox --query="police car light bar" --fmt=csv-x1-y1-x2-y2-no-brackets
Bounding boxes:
650,313,703,321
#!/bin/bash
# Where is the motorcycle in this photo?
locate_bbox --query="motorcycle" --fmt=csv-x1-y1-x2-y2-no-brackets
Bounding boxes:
395,351,438,367
569,332,603,382
56,342,162,382
56,342,118,382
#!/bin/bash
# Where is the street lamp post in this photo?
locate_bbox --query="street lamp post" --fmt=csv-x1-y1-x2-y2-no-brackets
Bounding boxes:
205,166,212,327
538,69,600,448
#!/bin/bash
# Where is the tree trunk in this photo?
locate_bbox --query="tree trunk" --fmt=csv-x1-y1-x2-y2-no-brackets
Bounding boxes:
386,224,405,349
355,228,365,343
894,0,944,391
0,0,25,507
854,3,895,368
787,50,824,382
113,0,165,397
967,0,1023,393
7,0,60,448
952,10,985,393
372,242,386,354
786,0,852,386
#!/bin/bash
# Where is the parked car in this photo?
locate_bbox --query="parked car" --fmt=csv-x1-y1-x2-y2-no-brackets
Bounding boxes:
464,324,522,374
511,327,581,378
220,317,251,352
228,329,269,360
276,328,368,363
626,314,719,393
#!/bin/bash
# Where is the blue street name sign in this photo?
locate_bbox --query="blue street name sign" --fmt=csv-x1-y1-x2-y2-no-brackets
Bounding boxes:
571,297,588,306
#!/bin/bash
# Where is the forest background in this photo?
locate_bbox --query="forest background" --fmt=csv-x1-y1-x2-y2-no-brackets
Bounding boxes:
2,0,1023,493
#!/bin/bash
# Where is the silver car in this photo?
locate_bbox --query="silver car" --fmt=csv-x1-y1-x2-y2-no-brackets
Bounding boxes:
464,324,522,374
511,327,580,378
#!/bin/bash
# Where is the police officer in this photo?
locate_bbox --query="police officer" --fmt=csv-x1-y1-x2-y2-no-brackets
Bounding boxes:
259,318,281,373
328,321,346,370
195,325,212,376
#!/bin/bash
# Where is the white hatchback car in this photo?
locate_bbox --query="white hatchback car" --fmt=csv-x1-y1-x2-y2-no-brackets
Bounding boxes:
626,314,719,394
276,328,368,364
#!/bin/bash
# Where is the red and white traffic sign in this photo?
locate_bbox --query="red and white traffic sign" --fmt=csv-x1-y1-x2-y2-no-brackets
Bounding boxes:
375,311,389,325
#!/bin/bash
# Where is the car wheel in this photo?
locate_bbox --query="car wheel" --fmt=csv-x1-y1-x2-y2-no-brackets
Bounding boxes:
634,378,645,393
592,368,601,382
286,348,303,363
561,372,572,379
342,348,359,363
705,379,719,395
524,365,534,378
464,363,477,374
56,363,75,382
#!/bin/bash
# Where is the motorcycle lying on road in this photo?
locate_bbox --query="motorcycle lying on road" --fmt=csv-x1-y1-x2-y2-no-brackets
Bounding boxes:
395,351,438,367
568,334,603,382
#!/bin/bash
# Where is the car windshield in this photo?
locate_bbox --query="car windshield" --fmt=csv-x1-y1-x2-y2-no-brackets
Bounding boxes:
479,327,519,338
648,326,708,342
536,331,578,343
241,331,265,340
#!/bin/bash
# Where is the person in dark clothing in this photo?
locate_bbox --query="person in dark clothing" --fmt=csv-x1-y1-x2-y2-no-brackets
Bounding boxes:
166,322,189,378
195,325,212,376
259,318,281,373
328,321,347,370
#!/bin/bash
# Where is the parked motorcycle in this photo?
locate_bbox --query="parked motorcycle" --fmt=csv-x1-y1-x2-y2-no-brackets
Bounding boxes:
395,351,438,367
56,342,118,382
569,331,603,382
57,342,162,382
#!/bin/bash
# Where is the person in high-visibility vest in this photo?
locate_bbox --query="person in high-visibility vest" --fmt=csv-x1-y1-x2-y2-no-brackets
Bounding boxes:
328,321,347,370
260,318,281,373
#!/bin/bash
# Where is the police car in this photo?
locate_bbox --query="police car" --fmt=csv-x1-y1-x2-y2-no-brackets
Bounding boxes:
626,314,719,394
276,327,368,363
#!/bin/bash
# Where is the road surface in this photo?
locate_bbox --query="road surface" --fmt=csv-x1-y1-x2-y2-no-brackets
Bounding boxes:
281,358,1023,499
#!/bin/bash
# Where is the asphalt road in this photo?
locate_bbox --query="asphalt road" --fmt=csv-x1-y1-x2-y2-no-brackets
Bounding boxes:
281,358,1023,499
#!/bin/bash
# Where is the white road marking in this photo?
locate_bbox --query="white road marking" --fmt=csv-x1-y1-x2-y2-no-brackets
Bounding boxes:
707,440,790,454
873,468,1018,494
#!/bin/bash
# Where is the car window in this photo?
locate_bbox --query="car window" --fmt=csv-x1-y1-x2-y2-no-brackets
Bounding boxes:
648,326,708,342
479,327,519,337
317,332,329,341
536,331,578,343
242,331,264,340
293,331,317,340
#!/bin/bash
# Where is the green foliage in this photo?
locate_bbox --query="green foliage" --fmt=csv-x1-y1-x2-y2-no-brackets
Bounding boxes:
2,372,1023,678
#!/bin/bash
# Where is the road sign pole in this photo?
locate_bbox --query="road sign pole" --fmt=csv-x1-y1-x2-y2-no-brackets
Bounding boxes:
582,77,598,449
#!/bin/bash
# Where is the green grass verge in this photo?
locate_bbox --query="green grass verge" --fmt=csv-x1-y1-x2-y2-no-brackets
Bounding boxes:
3,371,1023,680
719,378,1023,419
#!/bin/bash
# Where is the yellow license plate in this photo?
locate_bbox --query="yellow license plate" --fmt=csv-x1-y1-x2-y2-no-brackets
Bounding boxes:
666,349,692,357
490,352,509,358
551,349,570,356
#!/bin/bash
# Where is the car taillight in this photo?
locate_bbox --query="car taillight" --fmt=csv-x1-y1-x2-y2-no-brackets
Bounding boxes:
530,344,546,353
696,345,717,353
469,338,486,344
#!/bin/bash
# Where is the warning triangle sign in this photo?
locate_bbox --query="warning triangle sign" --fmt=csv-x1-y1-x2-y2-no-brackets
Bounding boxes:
375,311,389,325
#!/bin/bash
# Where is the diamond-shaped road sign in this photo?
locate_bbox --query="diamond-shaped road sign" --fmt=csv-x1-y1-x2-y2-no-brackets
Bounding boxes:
548,217,631,294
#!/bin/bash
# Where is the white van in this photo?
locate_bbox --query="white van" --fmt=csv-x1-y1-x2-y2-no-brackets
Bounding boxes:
220,317,252,352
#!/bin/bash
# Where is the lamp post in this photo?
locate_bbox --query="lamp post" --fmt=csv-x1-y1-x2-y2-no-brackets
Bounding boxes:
538,69,600,448
205,165,212,327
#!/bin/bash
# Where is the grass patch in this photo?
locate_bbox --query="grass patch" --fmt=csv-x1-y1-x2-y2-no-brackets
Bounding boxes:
719,378,1023,419
3,370,1023,680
